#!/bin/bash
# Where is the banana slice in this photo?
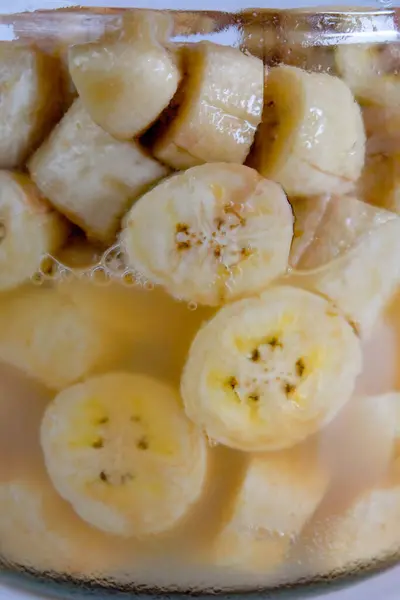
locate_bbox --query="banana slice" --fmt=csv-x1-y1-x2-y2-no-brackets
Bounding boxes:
251,65,365,197
301,484,400,577
0,288,124,390
28,100,168,243
212,441,329,572
121,163,293,306
68,13,180,140
358,153,400,215
290,214,400,337
181,285,362,452
320,393,399,487
289,195,330,268
0,43,62,169
0,171,67,291
41,372,208,538
152,42,264,169
336,43,400,108
296,195,393,270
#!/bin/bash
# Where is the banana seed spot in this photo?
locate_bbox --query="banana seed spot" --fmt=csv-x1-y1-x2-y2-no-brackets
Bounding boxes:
284,383,296,398
137,436,149,450
0,222,6,243
92,437,104,449
99,471,108,482
296,358,306,378
250,348,260,362
226,376,238,389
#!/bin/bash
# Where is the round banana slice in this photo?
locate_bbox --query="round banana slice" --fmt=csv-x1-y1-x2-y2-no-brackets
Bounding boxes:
0,43,62,169
0,171,67,291
0,288,124,390
181,285,362,452
336,43,400,108
251,65,365,197
296,195,393,270
212,441,329,573
41,372,208,538
291,214,400,338
28,100,168,244
301,484,400,577
68,13,180,140
152,41,263,169
121,164,293,306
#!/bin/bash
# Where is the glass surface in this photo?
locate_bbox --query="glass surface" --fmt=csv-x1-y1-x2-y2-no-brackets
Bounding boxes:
0,4,400,598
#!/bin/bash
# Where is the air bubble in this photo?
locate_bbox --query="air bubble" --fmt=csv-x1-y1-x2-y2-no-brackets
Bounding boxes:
144,281,155,291
31,272,44,285
90,266,111,286
102,243,126,274
121,271,137,287
187,301,198,311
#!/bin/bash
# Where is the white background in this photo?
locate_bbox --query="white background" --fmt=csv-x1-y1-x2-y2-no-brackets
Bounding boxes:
1,0,400,598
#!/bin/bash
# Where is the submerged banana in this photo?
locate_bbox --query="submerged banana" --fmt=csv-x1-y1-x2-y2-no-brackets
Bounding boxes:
121,163,293,306
41,372,208,538
28,100,168,243
0,171,67,291
153,41,264,169
251,65,365,197
181,285,362,452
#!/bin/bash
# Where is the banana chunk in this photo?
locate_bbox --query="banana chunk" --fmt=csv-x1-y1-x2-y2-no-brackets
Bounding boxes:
28,100,168,243
302,484,400,576
251,65,365,197
181,285,362,451
0,43,61,169
121,163,293,306
68,13,180,140
153,42,264,169
212,442,329,572
41,372,208,538
0,288,123,390
320,393,400,487
296,195,393,270
291,214,400,337
0,171,67,291
336,43,400,108
358,153,400,215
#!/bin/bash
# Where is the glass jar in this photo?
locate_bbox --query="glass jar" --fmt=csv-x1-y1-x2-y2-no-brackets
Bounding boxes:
1,2,400,599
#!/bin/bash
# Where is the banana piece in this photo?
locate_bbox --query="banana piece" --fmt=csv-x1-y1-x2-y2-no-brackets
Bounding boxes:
0,171,67,291
296,195,393,270
212,441,329,572
181,285,362,452
289,195,330,268
0,288,124,390
251,65,365,197
358,153,400,215
320,393,400,487
68,13,180,140
41,372,208,538
362,105,400,155
301,484,400,577
290,214,400,337
153,42,264,169
0,43,62,169
28,100,168,243
121,163,293,306
336,43,400,108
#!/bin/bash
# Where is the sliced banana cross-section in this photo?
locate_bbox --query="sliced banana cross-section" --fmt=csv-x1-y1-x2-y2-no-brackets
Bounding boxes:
336,43,400,108
0,288,124,390
0,43,62,169
121,163,293,306
251,65,365,197
181,285,362,452
41,372,208,538
28,100,168,243
291,213,400,337
153,41,264,169
0,171,67,291
212,441,329,573
68,13,180,140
